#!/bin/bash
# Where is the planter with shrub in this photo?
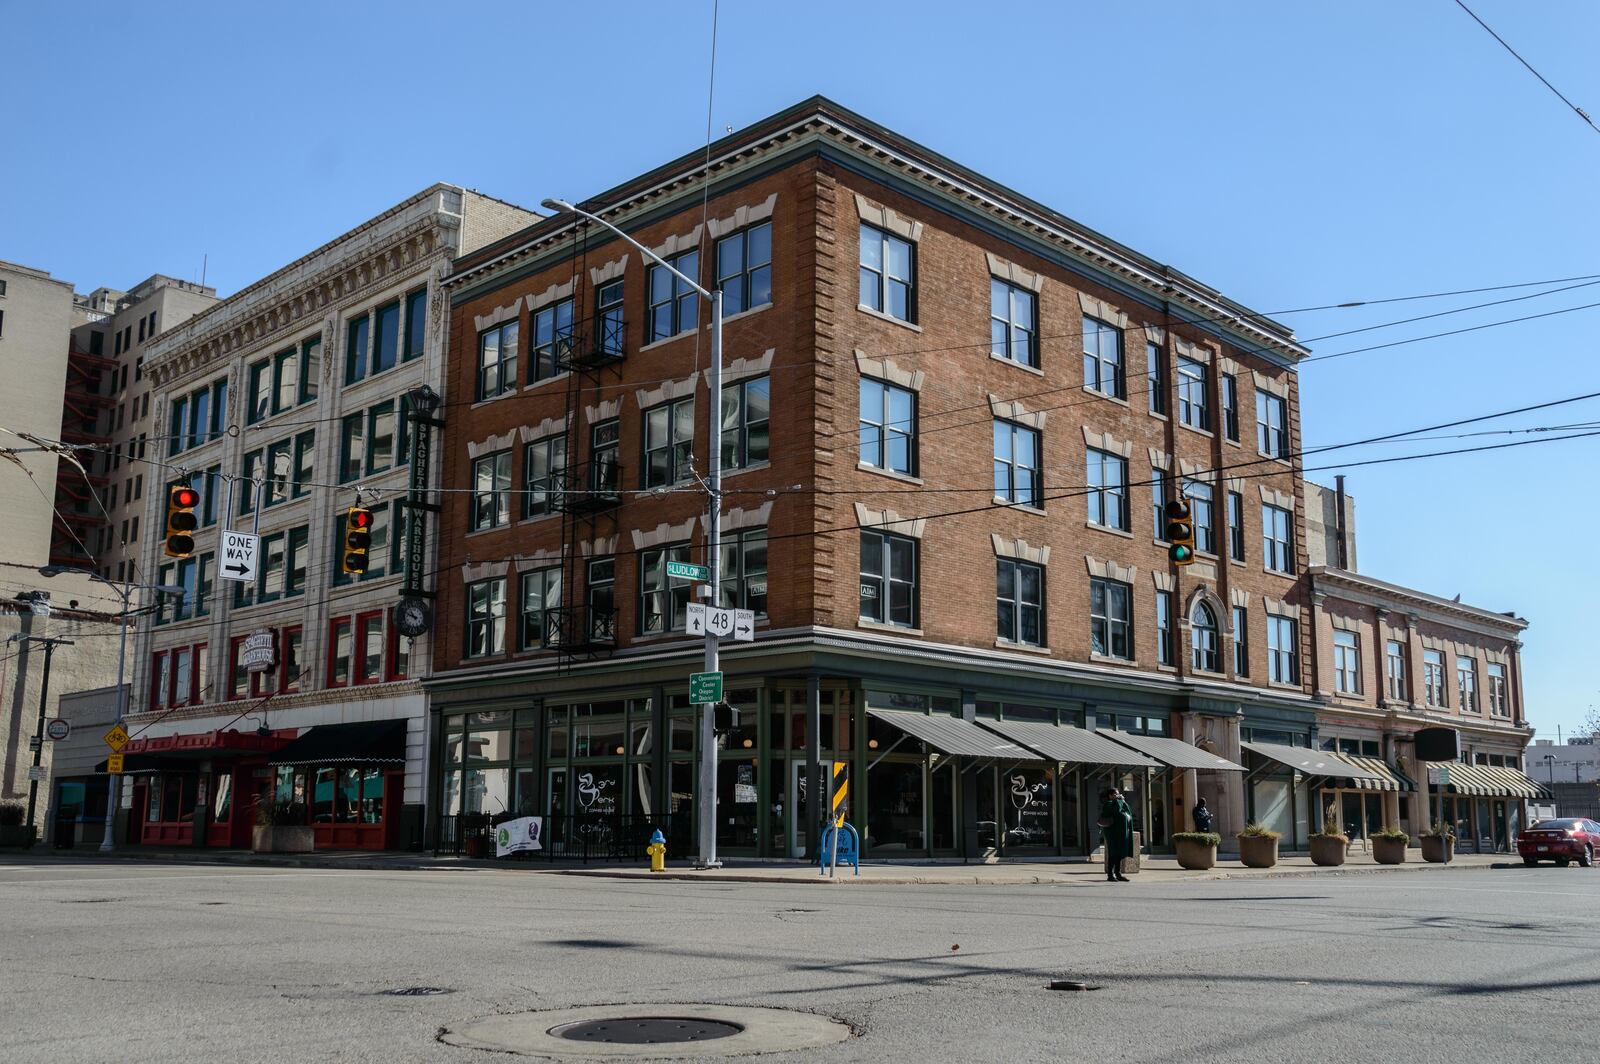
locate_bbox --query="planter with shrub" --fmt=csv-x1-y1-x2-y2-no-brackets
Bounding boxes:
252,800,312,853
0,802,33,849
1237,823,1281,868
1172,831,1221,870
1372,828,1409,865
1420,826,1454,864
1311,807,1350,867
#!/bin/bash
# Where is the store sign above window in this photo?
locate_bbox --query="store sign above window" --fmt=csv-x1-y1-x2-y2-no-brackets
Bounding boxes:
242,630,276,673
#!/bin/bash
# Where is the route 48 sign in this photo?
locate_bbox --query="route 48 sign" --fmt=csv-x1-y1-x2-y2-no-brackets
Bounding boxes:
686,603,755,642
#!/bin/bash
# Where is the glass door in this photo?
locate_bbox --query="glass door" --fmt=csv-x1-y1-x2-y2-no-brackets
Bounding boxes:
546,768,568,854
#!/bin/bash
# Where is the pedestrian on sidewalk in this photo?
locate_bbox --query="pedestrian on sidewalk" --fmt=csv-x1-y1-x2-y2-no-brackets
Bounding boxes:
1099,787,1134,882
1192,796,1214,834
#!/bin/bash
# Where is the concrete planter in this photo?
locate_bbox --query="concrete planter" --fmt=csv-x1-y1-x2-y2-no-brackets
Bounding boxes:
1310,835,1349,866
1372,837,1408,865
0,825,36,849
1238,834,1280,868
1174,838,1218,870
1421,835,1454,863
253,825,314,854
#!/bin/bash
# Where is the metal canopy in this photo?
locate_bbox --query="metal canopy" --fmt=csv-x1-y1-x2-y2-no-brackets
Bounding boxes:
1242,741,1386,783
1097,730,1247,772
981,718,1160,768
267,719,408,767
866,708,1042,760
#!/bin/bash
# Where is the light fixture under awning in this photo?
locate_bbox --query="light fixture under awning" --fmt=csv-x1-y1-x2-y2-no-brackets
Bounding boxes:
865,708,1042,760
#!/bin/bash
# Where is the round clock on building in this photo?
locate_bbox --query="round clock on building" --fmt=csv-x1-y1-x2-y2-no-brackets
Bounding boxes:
396,596,433,637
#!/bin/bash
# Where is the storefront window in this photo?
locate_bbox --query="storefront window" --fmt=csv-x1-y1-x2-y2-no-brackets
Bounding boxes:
1254,778,1293,840
1004,765,1054,849
867,761,925,852
717,757,759,849
930,759,957,851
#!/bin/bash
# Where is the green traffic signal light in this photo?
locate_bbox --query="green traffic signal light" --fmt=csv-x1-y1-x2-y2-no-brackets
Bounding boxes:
1170,544,1193,563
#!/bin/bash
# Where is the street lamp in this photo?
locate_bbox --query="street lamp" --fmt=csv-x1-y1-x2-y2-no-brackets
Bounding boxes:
39,565,186,852
541,197,726,869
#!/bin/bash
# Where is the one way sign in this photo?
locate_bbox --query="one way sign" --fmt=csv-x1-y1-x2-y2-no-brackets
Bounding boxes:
219,530,260,583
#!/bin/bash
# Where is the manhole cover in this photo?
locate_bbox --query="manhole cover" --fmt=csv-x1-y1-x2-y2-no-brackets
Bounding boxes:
552,1017,743,1044
1048,980,1102,992
384,986,453,997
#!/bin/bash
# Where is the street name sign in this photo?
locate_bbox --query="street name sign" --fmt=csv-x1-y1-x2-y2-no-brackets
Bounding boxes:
219,530,260,583
666,561,710,582
686,603,757,642
103,724,130,752
689,671,723,704
106,753,125,775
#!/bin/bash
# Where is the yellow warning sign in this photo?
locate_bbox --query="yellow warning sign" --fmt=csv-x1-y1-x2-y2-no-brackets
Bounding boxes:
103,724,130,752
831,760,849,827
106,753,125,774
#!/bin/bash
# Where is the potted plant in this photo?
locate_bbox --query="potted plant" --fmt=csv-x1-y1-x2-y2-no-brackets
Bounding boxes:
1420,824,1454,864
1172,831,1221,870
252,800,312,853
1372,827,1409,865
1310,807,1349,866
1237,823,1281,868
0,802,33,849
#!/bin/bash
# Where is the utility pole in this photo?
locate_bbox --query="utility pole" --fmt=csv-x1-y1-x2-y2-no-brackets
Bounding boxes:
20,635,75,842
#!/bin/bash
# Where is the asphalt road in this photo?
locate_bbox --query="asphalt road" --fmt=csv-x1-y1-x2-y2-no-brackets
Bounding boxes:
0,858,1595,1064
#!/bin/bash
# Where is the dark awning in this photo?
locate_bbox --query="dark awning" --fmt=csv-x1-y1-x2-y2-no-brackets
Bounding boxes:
1097,731,1247,772
980,718,1160,768
1242,741,1387,784
267,719,408,767
866,708,1042,760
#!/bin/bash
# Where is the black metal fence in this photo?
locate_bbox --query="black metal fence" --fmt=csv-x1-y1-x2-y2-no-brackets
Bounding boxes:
437,811,693,863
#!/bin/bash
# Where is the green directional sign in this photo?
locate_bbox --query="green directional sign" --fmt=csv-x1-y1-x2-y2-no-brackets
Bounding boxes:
667,561,710,581
689,671,723,705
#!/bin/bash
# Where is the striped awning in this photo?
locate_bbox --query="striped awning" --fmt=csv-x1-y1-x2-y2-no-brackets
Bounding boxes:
1426,762,1548,799
1338,755,1415,793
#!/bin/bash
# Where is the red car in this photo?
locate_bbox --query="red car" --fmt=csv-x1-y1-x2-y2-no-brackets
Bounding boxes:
1518,818,1600,867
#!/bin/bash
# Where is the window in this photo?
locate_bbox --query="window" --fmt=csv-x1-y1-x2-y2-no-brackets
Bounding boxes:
345,315,369,385
404,288,427,362
1090,577,1132,659
246,359,271,425
356,610,387,683
993,420,1041,507
1156,590,1174,667
1386,640,1407,701
285,526,309,597
717,221,772,315
1488,662,1509,717
372,300,400,375
1262,504,1293,574
1177,356,1209,430
643,397,694,488
264,437,293,506
719,528,769,617
1268,614,1299,684
465,578,507,658
1190,601,1219,672
366,401,395,475
523,434,566,519
721,375,770,469
998,559,1045,647
1147,341,1166,415
1221,374,1240,442
1152,466,1168,540
638,544,692,634
990,278,1037,368
1086,448,1127,530
1424,649,1446,706
1228,490,1245,562
1334,630,1361,694
531,297,573,383
168,379,227,455
591,419,621,494
587,557,616,641
859,378,915,475
595,280,625,357
1082,317,1123,398
860,531,917,628
293,431,314,498
519,567,562,650
149,651,171,709
1457,656,1478,712
477,320,518,400
859,223,913,322
648,250,700,342
339,413,364,483
328,618,353,687
1184,479,1215,555
1233,605,1249,677
281,627,304,692
471,451,511,531
1257,390,1288,459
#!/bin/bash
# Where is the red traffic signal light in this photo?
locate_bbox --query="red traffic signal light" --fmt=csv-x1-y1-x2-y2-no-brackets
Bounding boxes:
164,483,199,558
1164,498,1196,566
342,506,373,575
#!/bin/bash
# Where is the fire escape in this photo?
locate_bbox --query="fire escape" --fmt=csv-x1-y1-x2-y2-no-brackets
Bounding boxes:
544,232,627,661
50,343,117,566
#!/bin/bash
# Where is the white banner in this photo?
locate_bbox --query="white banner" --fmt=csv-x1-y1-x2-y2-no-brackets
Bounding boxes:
494,816,543,857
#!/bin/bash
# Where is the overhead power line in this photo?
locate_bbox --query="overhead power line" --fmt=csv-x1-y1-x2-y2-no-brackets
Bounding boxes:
1452,0,1600,135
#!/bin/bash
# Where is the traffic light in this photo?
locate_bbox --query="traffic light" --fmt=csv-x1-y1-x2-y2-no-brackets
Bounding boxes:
342,506,373,575
713,702,740,732
1164,498,1196,566
164,483,199,558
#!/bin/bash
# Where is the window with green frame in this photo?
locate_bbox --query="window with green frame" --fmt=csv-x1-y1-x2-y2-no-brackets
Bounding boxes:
403,288,426,362
345,315,370,385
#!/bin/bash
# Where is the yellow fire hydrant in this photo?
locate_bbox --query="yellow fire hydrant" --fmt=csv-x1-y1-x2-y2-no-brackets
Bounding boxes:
647,829,666,873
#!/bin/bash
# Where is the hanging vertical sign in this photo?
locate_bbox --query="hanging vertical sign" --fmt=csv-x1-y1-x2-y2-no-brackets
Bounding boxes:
400,386,442,603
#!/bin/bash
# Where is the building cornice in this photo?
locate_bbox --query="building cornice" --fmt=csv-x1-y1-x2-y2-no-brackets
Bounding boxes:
1308,565,1528,638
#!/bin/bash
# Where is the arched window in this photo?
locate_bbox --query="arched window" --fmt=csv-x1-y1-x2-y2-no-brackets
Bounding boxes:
1191,601,1219,672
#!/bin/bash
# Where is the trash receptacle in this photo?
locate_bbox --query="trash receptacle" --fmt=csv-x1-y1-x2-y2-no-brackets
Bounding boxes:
1119,831,1143,876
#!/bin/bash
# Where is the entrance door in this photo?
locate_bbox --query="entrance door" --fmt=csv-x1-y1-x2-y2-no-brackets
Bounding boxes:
785,759,811,859
546,768,569,855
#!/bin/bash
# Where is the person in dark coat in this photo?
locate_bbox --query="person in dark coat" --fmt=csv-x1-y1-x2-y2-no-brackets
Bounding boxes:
1192,796,1214,834
1100,787,1134,882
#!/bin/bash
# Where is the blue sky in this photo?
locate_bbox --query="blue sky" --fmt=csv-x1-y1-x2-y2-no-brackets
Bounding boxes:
5,2,1598,736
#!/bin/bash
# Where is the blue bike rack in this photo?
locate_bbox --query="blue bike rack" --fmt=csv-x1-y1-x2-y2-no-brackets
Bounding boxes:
818,822,860,876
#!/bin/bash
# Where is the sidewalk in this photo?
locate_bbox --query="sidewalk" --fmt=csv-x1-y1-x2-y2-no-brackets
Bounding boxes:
3,845,1519,885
